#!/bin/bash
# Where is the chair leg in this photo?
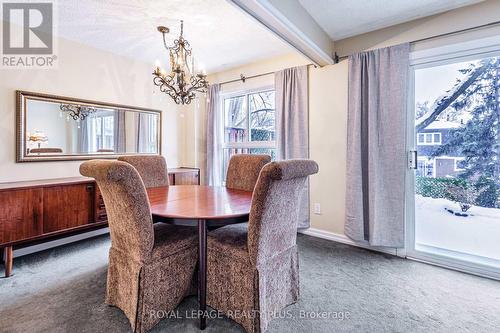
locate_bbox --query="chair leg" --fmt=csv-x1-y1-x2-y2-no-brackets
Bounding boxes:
4,246,13,278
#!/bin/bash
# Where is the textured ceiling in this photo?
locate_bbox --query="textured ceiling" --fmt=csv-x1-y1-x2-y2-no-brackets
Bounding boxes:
298,0,484,40
56,0,292,73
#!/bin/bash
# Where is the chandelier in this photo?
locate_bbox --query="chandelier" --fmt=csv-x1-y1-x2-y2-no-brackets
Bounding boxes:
60,104,96,121
153,20,209,105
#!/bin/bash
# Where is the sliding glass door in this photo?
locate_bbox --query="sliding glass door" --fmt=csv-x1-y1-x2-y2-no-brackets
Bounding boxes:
406,38,500,279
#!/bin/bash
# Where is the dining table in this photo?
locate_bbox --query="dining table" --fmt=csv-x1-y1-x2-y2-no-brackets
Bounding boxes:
147,185,253,330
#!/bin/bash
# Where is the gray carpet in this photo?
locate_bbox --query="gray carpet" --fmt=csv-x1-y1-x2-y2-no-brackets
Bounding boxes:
1,234,500,333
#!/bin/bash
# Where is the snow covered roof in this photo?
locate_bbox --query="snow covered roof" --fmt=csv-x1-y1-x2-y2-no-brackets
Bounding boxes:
424,120,462,130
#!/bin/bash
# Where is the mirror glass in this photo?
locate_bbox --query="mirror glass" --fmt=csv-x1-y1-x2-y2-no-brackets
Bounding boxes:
17,92,161,162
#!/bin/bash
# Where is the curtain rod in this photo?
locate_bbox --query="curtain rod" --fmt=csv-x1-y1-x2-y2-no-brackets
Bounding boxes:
218,63,317,86
333,20,500,64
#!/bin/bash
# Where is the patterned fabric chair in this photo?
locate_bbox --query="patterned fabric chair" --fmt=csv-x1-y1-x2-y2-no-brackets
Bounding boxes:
80,160,197,333
118,155,169,188
207,159,319,333
226,154,271,192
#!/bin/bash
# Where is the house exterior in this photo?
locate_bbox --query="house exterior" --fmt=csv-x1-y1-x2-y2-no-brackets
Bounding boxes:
416,120,464,178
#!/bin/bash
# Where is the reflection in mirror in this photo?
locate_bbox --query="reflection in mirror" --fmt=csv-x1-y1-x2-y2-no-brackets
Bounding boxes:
18,91,161,162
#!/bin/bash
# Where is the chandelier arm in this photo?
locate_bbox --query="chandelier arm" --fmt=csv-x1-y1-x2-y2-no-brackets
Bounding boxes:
161,32,170,51
183,40,192,54
153,74,185,102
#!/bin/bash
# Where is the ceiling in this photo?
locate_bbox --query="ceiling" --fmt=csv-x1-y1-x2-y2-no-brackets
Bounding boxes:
54,0,487,72
56,0,292,73
298,0,484,40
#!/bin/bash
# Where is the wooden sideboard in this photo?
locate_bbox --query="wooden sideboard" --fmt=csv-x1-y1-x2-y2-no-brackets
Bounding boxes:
0,167,199,277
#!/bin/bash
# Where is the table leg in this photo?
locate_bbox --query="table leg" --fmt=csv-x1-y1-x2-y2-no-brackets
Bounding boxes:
4,246,13,278
198,219,207,330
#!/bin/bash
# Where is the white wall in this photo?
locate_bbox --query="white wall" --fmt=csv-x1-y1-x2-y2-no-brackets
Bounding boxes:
184,0,500,236
0,36,185,182
334,0,500,56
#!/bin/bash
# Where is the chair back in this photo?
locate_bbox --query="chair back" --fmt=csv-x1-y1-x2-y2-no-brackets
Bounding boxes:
226,154,271,192
118,155,169,188
248,159,319,266
80,160,154,261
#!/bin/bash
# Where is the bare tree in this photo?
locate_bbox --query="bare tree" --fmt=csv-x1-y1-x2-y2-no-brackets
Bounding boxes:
416,64,489,132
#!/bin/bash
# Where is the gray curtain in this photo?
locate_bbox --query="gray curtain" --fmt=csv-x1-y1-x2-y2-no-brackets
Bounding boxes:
136,113,149,153
345,43,410,247
78,119,89,153
114,110,126,153
206,84,222,185
275,65,310,229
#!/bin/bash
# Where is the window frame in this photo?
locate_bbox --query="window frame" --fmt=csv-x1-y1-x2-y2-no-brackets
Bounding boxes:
406,33,500,280
218,86,277,183
220,86,276,151
417,131,441,145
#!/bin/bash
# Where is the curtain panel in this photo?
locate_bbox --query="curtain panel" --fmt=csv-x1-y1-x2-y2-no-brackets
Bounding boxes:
345,43,410,247
114,110,126,153
275,65,310,229
136,113,150,153
77,119,89,153
206,84,222,186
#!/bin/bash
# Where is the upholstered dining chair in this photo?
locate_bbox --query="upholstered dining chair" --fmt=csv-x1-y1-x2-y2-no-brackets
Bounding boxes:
207,159,319,333
118,155,169,188
80,160,197,333
225,154,271,192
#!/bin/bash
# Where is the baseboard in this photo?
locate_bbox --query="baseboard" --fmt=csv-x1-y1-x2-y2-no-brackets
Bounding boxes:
299,228,398,256
13,228,110,258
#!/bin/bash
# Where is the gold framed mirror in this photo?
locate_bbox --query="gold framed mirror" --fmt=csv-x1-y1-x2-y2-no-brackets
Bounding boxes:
16,91,162,162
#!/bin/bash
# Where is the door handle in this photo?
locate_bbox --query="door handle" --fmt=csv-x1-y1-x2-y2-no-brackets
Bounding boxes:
408,150,418,169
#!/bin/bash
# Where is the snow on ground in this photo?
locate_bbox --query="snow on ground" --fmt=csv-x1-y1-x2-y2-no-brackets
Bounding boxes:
415,194,500,261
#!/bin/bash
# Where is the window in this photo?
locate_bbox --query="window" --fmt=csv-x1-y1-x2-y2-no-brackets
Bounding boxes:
433,133,441,143
89,111,115,152
417,132,441,145
417,133,425,143
410,35,500,277
221,89,276,180
142,113,159,153
416,157,434,178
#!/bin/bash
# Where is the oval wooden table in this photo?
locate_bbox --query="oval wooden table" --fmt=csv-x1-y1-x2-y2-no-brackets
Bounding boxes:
147,185,253,330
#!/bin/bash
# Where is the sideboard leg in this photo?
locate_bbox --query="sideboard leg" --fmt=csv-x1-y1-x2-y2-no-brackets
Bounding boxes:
4,246,13,277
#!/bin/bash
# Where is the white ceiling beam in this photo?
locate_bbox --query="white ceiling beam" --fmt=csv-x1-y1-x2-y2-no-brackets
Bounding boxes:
228,0,334,66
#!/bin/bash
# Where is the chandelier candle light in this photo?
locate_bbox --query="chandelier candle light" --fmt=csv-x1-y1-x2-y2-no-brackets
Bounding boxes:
153,20,209,105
